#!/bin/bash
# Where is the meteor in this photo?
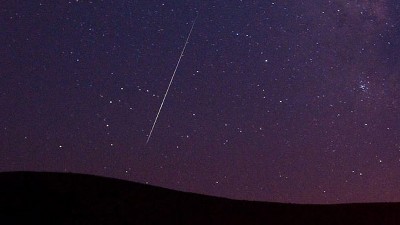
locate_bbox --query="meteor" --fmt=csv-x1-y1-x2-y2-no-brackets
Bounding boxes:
146,14,199,145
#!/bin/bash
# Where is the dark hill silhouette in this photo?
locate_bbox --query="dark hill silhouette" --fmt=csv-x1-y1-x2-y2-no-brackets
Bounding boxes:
1,171,399,225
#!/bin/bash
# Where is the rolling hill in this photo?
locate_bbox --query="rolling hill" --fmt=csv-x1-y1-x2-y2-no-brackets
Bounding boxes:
0,171,399,225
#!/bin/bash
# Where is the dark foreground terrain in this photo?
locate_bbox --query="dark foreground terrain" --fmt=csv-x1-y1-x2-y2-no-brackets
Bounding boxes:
1,172,400,225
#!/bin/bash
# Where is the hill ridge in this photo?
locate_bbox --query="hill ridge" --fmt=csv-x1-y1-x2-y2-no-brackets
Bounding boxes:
1,171,400,225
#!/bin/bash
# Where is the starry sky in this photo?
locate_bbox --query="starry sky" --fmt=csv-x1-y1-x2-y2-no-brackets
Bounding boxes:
1,0,400,204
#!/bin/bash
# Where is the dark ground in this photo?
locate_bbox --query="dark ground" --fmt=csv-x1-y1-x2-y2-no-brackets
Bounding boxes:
1,171,399,225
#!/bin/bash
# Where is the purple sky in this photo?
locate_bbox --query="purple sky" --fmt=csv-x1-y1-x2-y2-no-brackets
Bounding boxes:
1,0,400,204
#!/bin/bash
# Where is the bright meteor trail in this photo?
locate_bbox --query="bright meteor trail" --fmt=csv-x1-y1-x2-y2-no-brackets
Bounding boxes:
146,14,199,145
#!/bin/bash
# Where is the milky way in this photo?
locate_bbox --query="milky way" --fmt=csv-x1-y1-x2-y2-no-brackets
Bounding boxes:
1,1,400,204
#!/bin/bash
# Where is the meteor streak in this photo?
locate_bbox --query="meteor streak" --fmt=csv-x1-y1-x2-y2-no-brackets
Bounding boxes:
146,14,198,145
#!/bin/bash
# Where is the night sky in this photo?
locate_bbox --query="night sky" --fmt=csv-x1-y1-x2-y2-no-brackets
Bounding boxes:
1,0,400,204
